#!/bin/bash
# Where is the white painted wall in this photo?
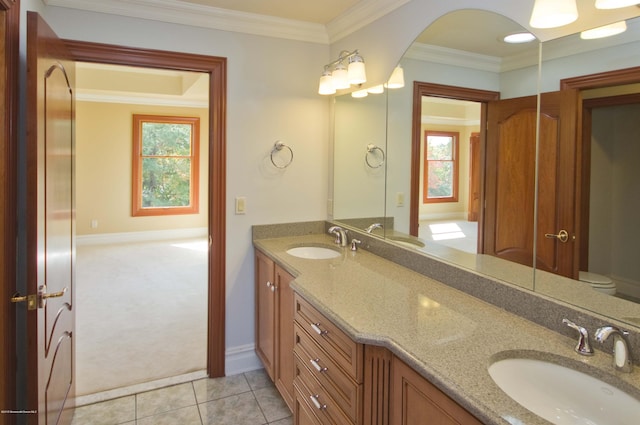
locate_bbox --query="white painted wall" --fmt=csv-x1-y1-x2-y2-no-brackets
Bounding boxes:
19,0,330,374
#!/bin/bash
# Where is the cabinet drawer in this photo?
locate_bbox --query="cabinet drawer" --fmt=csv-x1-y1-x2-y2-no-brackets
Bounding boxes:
294,294,363,382
294,357,353,425
295,323,362,424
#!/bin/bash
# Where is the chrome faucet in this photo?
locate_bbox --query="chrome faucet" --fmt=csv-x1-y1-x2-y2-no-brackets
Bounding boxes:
328,226,348,247
365,223,383,233
595,326,633,373
563,319,594,356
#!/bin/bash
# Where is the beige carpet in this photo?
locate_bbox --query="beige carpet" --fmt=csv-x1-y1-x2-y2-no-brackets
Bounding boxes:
75,237,208,397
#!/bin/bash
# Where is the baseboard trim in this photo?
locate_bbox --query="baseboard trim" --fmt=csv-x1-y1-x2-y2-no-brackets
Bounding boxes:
77,227,208,246
225,344,263,376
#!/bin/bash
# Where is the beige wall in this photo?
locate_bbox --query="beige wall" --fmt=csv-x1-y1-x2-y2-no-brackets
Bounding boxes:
76,101,209,236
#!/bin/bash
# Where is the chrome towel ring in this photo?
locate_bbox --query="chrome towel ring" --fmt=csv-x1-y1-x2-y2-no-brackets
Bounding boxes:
270,140,293,169
365,144,385,168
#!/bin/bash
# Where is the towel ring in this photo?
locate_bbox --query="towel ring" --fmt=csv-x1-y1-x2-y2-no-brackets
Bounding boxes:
365,144,385,168
270,140,294,169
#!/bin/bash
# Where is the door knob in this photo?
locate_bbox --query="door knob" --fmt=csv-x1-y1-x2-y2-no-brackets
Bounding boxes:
544,230,570,243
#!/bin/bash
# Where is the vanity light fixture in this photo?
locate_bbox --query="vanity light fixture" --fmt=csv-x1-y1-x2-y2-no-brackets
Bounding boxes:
580,20,627,38
386,65,405,89
318,49,366,95
595,0,640,8
529,0,578,28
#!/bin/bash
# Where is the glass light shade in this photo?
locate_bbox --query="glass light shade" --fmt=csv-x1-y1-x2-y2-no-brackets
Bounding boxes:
596,0,640,9
386,65,405,89
347,55,367,85
351,89,368,98
367,85,384,94
529,0,578,28
331,63,350,90
580,21,627,39
318,71,336,95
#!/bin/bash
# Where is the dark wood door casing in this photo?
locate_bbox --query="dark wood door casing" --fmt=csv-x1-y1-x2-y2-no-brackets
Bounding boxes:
410,82,499,240
1,1,19,423
62,39,227,378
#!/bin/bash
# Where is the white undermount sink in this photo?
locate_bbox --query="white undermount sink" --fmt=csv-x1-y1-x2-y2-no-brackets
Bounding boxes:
488,357,640,425
285,246,341,259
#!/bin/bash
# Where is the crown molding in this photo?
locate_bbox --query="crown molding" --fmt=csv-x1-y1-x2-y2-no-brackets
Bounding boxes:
44,0,329,44
326,0,410,43
405,43,503,73
76,91,208,108
44,0,409,44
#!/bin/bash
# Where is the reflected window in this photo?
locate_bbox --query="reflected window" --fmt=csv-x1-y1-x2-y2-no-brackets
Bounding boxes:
423,131,459,203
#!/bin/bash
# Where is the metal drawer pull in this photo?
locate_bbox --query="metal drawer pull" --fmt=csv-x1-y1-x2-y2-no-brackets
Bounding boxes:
310,358,328,373
310,394,327,410
311,323,328,336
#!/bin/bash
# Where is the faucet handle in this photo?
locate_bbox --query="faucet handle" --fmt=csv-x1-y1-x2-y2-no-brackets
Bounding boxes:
595,326,633,373
350,239,361,251
563,318,594,356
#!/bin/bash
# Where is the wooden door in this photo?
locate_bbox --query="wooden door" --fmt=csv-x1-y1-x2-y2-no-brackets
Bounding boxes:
536,89,579,278
484,95,538,266
467,132,480,222
255,250,276,380
26,12,76,425
484,90,579,277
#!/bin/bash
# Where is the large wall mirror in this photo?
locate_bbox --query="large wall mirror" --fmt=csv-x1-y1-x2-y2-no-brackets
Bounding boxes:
332,8,640,329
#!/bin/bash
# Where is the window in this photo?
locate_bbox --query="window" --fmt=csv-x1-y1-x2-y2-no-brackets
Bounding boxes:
132,115,200,216
423,131,459,203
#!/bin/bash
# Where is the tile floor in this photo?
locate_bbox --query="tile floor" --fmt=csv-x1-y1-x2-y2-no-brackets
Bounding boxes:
70,369,293,425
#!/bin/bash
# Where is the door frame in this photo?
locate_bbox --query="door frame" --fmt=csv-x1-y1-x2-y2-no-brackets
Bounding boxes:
1,0,19,422
410,82,499,245
63,39,227,378
561,66,640,274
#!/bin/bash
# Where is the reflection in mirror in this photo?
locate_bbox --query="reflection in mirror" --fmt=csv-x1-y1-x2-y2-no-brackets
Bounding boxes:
384,10,540,288
534,15,640,326
333,91,387,230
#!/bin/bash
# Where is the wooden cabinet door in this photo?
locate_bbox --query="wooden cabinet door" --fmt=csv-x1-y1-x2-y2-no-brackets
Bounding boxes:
255,250,276,380
275,264,295,411
391,356,482,425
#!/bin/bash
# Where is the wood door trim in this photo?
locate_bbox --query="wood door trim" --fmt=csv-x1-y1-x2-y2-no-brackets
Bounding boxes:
562,67,640,278
1,0,18,422
410,82,499,236
561,66,640,90
63,39,227,378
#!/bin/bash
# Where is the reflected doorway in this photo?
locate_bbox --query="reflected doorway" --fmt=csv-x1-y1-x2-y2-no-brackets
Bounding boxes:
410,82,500,254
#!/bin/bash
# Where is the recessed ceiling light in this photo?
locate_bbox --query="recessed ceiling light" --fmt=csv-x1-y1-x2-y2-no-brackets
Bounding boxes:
503,32,537,44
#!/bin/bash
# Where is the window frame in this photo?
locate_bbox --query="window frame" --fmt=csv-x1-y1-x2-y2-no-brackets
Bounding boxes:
422,130,459,204
132,114,200,217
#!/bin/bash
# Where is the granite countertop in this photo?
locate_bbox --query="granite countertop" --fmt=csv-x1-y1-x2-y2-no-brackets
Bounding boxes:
253,234,640,425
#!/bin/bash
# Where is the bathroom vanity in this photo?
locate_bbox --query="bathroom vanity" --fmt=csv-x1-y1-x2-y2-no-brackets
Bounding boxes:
253,225,640,425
